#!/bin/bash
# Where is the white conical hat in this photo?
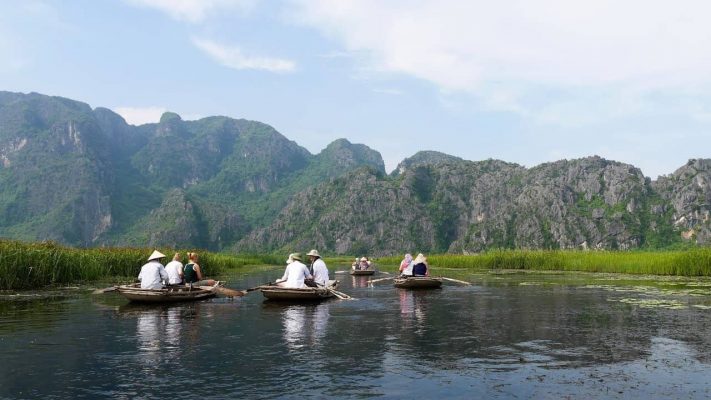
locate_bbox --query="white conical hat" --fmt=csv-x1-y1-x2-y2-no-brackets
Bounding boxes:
147,250,166,261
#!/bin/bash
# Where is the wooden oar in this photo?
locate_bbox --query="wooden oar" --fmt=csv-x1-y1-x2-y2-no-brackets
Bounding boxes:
441,277,472,285
92,286,118,294
238,282,275,294
328,288,353,300
368,276,395,285
206,286,246,297
314,282,353,300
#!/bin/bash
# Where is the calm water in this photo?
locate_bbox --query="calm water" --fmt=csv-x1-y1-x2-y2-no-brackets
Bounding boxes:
2,267,711,399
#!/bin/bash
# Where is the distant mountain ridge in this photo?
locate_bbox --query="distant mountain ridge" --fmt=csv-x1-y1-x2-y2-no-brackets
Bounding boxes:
1,91,710,254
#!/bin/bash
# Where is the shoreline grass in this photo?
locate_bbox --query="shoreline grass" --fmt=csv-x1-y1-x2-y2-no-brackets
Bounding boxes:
376,249,711,277
0,239,280,290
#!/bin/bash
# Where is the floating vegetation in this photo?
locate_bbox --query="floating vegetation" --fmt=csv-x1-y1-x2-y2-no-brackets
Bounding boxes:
692,305,711,310
611,298,687,310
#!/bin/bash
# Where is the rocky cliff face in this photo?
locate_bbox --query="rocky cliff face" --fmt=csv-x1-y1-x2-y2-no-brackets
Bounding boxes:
0,91,384,249
2,91,711,253
238,156,708,255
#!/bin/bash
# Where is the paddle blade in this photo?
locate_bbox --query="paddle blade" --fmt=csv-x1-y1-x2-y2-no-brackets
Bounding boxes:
215,286,246,297
92,286,117,294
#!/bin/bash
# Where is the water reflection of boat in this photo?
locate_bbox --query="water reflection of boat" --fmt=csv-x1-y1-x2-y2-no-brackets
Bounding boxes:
260,280,339,301
399,290,427,332
351,275,372,288
350,269,375,276
394,277,443,289
282,304,331,351
117,283,219,303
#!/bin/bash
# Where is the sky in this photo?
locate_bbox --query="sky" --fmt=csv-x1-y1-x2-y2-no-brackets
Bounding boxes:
2,0,711,178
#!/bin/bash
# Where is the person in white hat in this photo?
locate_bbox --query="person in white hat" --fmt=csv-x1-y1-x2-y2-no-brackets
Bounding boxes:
307,249,329,286
276,253,312,288
138,250,169,289
358,257,371,271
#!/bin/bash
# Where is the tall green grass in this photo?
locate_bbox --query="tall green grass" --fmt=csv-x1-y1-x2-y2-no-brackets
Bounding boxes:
377,249,711,276
0,239,281,290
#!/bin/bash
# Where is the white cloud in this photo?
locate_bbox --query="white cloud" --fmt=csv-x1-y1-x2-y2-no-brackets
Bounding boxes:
288,0,711,124
113,106,167,125
125,0,256,23
192,37,296,73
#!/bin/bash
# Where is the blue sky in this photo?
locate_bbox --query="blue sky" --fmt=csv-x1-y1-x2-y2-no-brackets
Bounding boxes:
2,0,711,177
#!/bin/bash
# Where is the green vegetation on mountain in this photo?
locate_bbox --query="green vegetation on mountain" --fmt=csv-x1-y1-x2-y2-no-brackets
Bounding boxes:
2,91,711,255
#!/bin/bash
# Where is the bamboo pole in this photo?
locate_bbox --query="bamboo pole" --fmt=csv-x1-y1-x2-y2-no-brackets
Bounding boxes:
441,277,472,285
368,276,395,285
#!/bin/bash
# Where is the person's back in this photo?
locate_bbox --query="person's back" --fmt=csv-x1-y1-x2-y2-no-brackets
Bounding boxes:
411,253,428,276
400,254,413,276
312,258,329,286
183,262,198,283
281,260,311,288
138,260,168,289
412,262,427,276
165,254,183,285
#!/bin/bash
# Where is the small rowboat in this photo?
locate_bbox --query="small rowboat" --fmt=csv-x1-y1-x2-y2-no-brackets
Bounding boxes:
260,280,340,301
393,276,443,289
116,283,219,303
350,269,375,276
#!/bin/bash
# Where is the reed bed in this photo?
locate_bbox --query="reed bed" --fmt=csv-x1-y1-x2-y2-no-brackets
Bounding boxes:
376,249,711,277
0,239,280,290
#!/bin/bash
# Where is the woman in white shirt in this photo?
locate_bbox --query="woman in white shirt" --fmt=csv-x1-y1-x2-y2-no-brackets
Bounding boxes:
164,253,184,285
276,253,312,288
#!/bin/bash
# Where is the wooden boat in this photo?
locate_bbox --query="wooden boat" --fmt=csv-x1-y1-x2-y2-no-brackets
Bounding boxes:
116,283,219,303
350,269,375,276
393,276,443,289
260,280,340,301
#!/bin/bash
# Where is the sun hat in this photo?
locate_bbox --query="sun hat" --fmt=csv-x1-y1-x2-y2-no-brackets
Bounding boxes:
290,252,303,262
148,250,166,261
360,257,368,262
413,253,426,264
307,249,321,258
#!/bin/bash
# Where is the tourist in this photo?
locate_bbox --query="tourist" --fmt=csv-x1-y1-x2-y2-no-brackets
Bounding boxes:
183,252,216,286
399,253,414,276
164,252,184,285
138,250,169,289
359,257,371,270
351,257,359,271
412,253,429,276
276,253,312,288
307,249,329,286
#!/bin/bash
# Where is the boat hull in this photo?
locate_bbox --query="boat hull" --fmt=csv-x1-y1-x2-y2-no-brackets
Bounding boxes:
260,281,340,301
117,284,218,303
393,277,443,289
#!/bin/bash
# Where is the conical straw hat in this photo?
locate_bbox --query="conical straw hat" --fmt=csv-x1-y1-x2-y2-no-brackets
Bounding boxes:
147,250,166,261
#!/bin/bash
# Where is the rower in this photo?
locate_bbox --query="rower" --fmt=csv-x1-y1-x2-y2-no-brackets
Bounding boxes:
307,249,329,286
138,250,168,289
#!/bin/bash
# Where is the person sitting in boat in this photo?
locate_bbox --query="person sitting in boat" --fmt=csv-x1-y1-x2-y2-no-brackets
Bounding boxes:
275,253,312,288
351,258,359,271
138,250,169,289
164,252,184,285
411,253,429,276
183,252,216,286
399,253,414,277
358,257,372,270
307,249,329,286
